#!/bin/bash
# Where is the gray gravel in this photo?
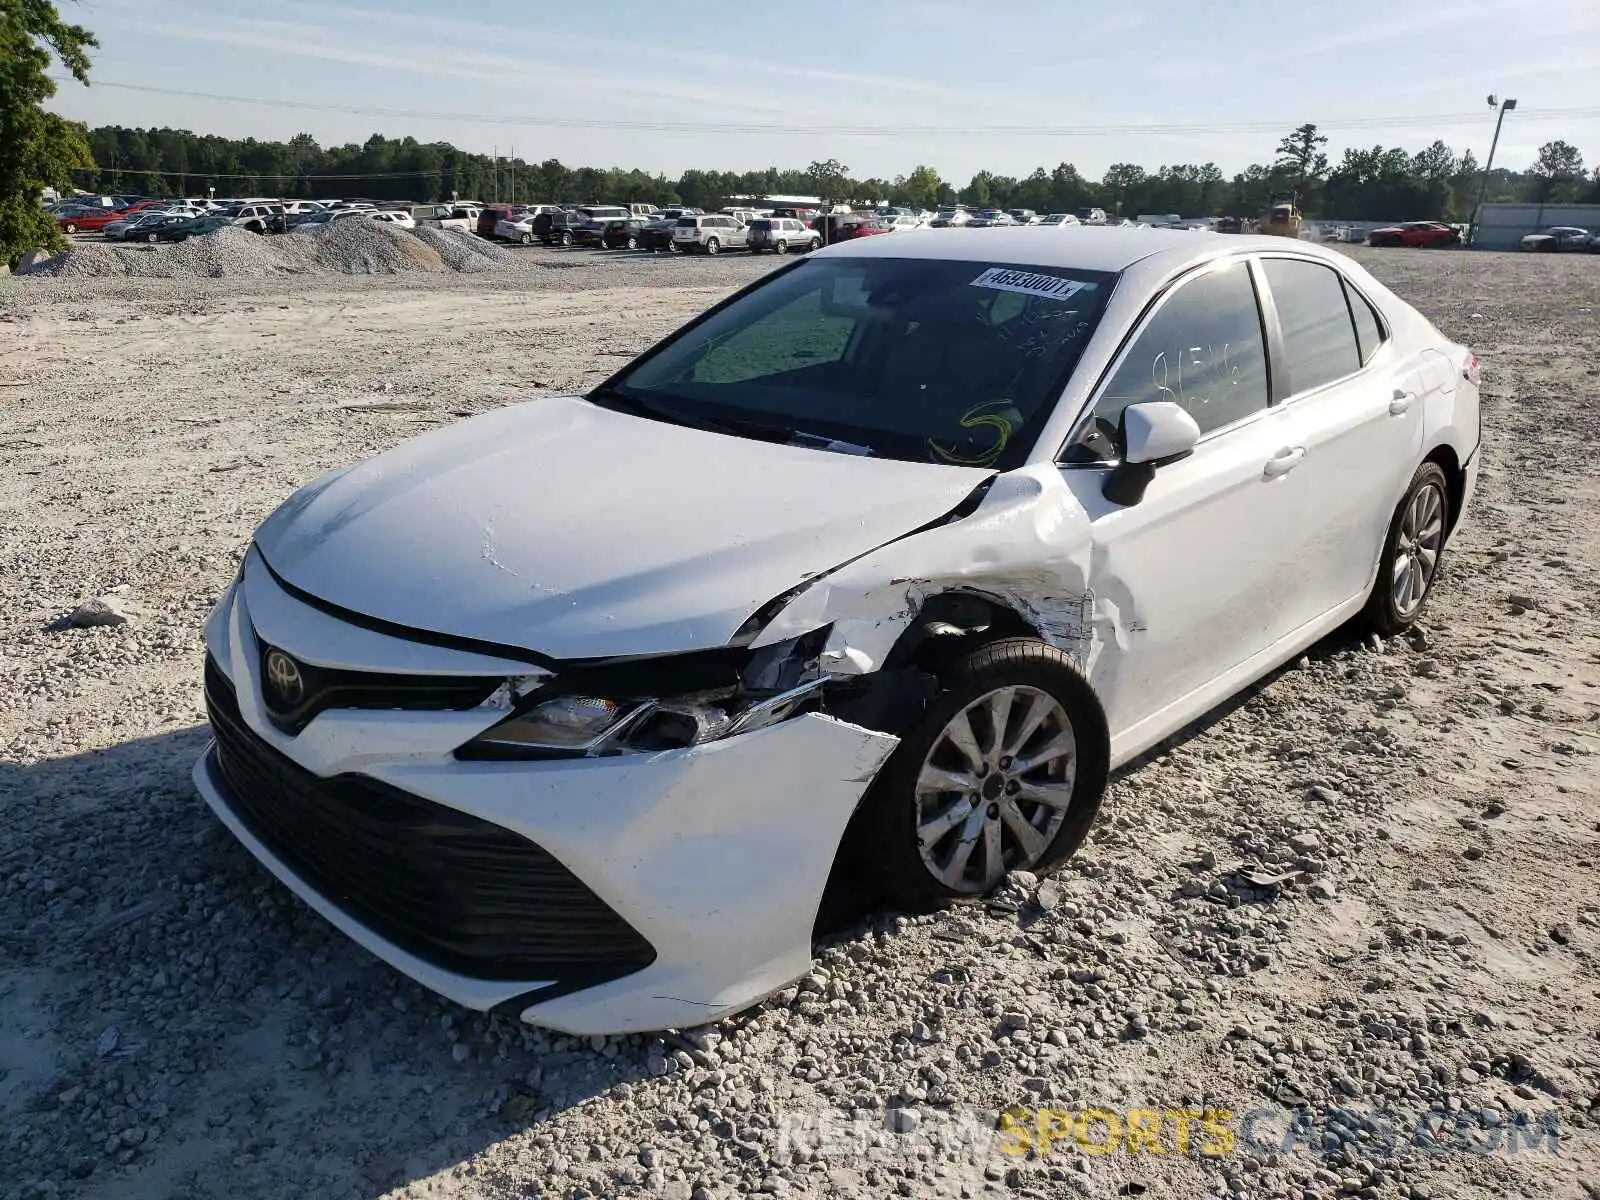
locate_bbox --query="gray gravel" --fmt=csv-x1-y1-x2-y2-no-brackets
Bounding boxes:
0,248,1596,1200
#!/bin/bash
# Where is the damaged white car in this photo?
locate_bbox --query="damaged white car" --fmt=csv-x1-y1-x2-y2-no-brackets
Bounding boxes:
195,228,1481,1035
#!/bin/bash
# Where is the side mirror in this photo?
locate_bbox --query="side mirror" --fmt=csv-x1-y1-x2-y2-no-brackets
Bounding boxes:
1102,402,1201,507
1122,401,1201,465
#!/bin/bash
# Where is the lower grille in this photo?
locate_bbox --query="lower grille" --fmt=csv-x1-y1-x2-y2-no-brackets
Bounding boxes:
203,657,656,984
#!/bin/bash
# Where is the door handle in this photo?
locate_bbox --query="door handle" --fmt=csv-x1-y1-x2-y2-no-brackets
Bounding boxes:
1389,388,1416,416
1262,446,1306,479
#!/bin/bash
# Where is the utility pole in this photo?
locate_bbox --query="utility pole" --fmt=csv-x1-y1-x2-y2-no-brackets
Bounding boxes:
1468,94,1516,248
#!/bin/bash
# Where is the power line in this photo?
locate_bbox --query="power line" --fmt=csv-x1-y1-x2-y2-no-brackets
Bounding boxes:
53,77,1600,138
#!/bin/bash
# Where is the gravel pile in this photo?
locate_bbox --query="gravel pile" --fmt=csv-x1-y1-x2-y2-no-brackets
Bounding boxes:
17,222,520,281
1,249,1596,1200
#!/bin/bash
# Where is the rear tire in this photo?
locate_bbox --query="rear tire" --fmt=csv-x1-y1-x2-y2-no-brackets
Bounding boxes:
560,231,572,247
1360,462,1450,637
775,239,788,254
519,232,532,245
64,223,77,234
626,236,638,250
705,237,719,255
842,638,1109,913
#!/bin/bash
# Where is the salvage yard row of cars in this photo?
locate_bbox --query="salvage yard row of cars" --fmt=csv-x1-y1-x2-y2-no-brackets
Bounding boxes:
194,225,1483,1035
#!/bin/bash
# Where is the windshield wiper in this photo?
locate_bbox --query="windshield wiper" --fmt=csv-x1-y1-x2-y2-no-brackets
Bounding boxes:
588,386,874,455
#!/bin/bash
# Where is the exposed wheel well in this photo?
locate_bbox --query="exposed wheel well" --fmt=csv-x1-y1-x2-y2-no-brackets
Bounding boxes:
881,591,1044,677
1423,444,1465,539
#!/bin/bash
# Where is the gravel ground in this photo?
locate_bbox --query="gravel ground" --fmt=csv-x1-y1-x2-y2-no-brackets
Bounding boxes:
0,247,1596,1200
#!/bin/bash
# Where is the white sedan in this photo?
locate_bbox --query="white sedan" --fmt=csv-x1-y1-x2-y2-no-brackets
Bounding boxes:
195,228,1480,1035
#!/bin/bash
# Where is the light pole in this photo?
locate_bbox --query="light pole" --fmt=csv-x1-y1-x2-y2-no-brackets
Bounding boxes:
1468,94,1516,247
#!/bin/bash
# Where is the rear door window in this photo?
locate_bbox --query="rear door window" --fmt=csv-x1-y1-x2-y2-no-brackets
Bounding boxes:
1260,257,1362,396
1343,280,1385,366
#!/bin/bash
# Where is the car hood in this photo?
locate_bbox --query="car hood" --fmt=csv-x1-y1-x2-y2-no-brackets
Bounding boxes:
251,394,992,661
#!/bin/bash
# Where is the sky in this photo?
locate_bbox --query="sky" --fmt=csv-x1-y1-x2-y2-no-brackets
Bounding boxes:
45,0,1600,183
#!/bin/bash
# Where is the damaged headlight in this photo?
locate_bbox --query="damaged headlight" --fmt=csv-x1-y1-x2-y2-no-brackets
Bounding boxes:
457,626,831,760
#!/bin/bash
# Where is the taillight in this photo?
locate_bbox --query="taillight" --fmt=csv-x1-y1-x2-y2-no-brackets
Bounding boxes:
1464,352,1479,385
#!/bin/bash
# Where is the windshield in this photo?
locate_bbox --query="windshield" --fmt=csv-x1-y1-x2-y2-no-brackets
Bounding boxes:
598,256,1116,468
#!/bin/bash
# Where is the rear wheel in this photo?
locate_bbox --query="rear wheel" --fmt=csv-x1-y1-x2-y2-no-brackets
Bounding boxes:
626,235,638,250
1361,462,1450,636
519,232,532,245
844,638,1108,912
704,237,720,255
146,232,158,243
775,239,788,254
64,223,78,234
559,231,572,247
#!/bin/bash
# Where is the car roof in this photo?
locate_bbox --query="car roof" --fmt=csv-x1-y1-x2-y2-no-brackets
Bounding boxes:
813,225,1333,273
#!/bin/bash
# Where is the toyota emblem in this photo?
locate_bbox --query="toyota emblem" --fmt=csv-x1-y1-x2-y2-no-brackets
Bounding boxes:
264,649,305,707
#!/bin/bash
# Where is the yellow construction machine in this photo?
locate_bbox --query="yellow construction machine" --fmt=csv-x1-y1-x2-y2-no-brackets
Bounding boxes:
1260,197,1303,238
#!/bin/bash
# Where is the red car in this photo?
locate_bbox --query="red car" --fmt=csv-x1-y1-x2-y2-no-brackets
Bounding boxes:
811,214,890,243
1367,221,1460,248
54,206,125,234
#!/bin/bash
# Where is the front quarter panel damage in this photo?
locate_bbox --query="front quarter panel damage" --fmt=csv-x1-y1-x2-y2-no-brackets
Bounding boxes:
750,465,1102,678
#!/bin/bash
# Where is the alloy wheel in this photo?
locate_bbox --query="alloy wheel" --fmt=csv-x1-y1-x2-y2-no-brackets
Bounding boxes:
1392,481,1444,617
914,685,1077,893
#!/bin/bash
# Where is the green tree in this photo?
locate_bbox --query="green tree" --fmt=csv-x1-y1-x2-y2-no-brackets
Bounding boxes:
2,0,98,265
1528,140,1585,202
1274,122,1329,202
897,164,942,210
806,158,850,203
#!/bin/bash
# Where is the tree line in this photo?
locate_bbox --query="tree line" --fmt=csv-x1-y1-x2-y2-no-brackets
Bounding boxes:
73,123,1600,223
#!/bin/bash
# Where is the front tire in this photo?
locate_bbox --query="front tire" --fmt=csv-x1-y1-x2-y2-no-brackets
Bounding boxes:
807,237,821,252
626,236,638,250
1361,461,1449,636
846,638,1108,912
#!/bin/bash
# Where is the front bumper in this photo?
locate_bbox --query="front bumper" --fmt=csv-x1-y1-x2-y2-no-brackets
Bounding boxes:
194,552,899,1034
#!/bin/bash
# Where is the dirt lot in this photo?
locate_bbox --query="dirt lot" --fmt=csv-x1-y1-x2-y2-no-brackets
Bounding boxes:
1,246,1596,1200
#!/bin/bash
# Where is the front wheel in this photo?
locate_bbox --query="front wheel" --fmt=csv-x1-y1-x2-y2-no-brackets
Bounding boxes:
704,237,719,255
845,638,1109,912
147,232,159,243
807,237,821,252
519,232,532,245
626,236,638,250
64,223,78,234
1361,461,1450,637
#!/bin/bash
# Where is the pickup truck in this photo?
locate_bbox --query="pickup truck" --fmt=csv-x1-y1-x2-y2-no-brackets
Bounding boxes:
413,204,479,233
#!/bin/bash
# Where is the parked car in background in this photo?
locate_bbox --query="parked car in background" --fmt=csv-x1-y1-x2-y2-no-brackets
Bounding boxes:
929,208,970,228
747,217,821,254
537,210,583,246
672,213,748,254
601,217,652,249
195,228,1480,1036
1367,222,1460,249
420,205,480,234
225,202,286,234
1517,225,1591,252
812,214,890,243
288,209,367,231
368,209,416,229
55,206,124,234
1007,209,1039,226
112,211,203,241
104,206,201,238
639,208,699,250
967,209,1017,228
1075,208,1109,225
1037,213,1082,227
477,205,520,239
571,206,633,247
151,214,235,242
873,214,924,233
